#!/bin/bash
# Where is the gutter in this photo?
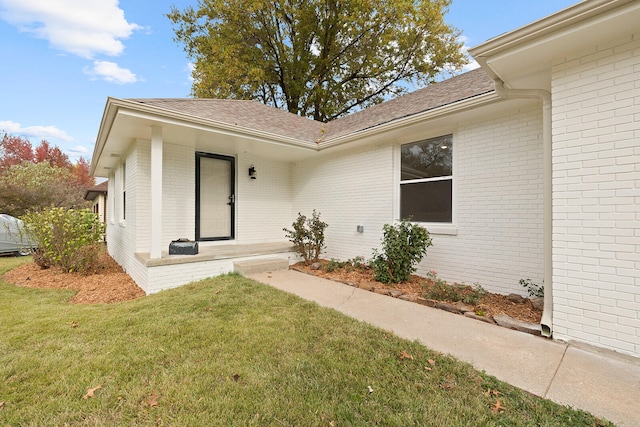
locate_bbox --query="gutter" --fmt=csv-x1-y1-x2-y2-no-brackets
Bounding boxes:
317,90,501,149
494,80,553,338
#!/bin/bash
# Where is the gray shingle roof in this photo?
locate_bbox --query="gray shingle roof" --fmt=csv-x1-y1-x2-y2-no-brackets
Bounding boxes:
126,68,494,144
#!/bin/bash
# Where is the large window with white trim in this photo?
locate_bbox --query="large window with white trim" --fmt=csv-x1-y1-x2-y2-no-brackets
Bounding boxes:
400,135,452,223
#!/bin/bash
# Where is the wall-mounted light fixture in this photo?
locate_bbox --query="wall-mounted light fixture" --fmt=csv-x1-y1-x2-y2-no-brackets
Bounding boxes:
248,165,257,179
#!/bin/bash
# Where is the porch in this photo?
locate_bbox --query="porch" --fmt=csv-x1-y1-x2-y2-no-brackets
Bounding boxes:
132,241,298,294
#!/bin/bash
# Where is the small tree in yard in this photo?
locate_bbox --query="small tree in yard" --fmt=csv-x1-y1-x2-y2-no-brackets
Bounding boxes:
372,220,432,283
283,210,328,265
21,207,105,274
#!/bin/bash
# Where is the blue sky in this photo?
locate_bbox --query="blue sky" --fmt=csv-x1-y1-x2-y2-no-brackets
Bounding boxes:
0,0,578,164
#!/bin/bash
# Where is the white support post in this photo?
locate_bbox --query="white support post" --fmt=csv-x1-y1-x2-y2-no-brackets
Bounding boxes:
150,126,163,259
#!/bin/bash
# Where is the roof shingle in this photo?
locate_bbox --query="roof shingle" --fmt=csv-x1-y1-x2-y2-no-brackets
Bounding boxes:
125,68,495,144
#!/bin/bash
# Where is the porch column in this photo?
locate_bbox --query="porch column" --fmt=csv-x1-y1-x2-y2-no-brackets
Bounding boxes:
150,126,163,259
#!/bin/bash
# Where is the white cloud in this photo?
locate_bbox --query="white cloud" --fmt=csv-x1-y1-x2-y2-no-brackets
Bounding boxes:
186,62,195,82
0,120,73,142
84,60,137,84
458,35,480,72
0,0,140,58
67,145,88,156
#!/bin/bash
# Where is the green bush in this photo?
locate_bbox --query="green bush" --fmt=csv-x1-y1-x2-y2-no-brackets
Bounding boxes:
426,281,487,305
21,207,105,274
283,210,328,265
520,278,544,298
371,220,432,283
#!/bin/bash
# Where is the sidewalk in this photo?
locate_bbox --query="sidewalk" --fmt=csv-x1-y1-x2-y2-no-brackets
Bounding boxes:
249,269,640,427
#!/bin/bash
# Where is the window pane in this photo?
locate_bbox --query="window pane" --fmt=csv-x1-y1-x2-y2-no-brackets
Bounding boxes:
400,180,452,222
401,135,452,180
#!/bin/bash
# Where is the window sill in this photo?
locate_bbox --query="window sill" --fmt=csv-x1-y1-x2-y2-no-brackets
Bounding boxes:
415,223,457,236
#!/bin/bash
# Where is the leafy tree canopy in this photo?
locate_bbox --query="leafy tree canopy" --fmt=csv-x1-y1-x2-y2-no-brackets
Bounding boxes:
0,162,89,217
0,133,95,216
168,0,467,122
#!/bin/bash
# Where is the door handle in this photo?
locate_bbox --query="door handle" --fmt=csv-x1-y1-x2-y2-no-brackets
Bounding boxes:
227,194,235,205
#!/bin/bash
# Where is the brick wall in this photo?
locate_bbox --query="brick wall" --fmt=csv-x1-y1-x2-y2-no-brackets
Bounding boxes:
292,106,544,296
551,33,640,356
236,153,294,243
292,142,395,262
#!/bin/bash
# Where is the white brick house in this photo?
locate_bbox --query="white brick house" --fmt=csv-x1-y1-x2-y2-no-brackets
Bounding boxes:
90,0,639,358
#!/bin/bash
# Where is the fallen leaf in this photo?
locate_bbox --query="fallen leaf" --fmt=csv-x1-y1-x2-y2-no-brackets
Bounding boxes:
485,388,502,397
233,374,240,382
147,390,159,408
424,366,432,371
367,385,373,393
83,384,103,399
67,321,79,328
399,351,414,360
428,359,435,366
215,289,221,294
491,399,507,414
0,401,5,409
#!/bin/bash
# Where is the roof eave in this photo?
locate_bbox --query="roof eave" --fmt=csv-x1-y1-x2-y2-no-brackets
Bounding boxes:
318,90,500,149
90,98,321,176
469,0,628,59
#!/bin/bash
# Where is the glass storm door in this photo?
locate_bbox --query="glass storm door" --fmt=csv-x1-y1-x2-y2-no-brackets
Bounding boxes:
196,153,235,240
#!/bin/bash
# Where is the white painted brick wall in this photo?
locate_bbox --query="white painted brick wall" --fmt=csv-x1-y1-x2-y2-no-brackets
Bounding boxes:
236,153,294,243
292,142,395,262
292,108,544,297
162,142,195,245
551,33,640,357
424,107,544,295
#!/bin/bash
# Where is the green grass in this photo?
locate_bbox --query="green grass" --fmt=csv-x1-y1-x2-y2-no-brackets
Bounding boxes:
0,258,613,426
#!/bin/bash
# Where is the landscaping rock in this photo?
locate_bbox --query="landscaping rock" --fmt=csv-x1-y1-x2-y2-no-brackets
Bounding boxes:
435,302,459,313
415,297,436,307
454,302,474,313
493,314,541,336
399,294,417,302
531,297,544,311
374,288,390,296
310,262,322,270
358,282,375,291
389,290,403,298
464,312,495,324
506,293,527,304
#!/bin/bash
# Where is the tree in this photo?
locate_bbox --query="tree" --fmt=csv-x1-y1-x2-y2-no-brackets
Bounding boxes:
168,0,467,122
0,162,90,217
34,140,72,169
0,134,34,170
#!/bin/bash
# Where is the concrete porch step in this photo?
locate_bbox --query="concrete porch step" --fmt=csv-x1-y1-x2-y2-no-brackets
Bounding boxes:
233,258,289,276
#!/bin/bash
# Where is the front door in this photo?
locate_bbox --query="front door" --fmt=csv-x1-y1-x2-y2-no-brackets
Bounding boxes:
196,152,235,241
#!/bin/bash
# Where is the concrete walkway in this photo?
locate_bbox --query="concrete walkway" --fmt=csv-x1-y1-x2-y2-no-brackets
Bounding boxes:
249,269,640,427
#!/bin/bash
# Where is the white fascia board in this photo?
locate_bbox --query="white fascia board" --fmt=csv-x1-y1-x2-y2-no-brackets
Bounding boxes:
317,90,501,149
90,97,121,176
469,0,628,58
114,98,318,150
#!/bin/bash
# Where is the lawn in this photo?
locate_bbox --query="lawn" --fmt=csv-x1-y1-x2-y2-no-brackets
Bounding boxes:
0,257,612,426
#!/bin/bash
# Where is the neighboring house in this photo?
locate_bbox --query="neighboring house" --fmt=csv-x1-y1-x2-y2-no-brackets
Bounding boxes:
84,180,108,224
90,0,639,358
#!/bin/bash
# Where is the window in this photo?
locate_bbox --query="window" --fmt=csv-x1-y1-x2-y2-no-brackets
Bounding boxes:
400,135,452,223
121,162,126,221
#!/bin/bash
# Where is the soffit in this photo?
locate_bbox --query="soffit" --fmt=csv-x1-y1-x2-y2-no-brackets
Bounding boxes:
470,0,640,90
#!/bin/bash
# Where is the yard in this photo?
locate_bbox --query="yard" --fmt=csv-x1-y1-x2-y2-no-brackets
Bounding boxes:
0,256,611,426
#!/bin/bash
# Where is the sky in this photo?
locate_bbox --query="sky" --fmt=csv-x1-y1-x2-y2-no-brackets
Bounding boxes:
0,0,579,164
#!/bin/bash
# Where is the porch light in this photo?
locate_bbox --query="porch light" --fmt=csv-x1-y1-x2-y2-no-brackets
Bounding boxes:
248,165,257,179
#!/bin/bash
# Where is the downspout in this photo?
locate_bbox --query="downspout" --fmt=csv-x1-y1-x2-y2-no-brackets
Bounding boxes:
494,80,553,338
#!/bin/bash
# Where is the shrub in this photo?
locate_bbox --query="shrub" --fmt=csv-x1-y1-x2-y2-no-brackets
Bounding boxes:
21,207,105,274
283,210,328,265
520,278,544,298
426,281,486,305
371,220,432,283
